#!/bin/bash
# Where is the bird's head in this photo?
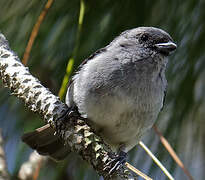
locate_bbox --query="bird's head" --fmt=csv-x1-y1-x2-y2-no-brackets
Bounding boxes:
115,27,177,57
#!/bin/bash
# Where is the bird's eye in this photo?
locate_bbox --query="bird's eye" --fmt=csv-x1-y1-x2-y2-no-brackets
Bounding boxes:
140,34,149,42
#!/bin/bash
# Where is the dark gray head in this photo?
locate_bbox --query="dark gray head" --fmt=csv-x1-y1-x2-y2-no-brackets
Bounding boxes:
114,27,177,56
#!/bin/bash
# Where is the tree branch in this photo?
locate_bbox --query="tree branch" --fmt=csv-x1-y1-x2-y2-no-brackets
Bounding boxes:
0,33,136,180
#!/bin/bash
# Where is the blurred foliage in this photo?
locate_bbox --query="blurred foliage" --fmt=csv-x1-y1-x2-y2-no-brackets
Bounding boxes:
0,0,205,179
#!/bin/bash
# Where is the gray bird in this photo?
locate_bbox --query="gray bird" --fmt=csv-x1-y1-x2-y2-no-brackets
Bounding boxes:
22,27,177,162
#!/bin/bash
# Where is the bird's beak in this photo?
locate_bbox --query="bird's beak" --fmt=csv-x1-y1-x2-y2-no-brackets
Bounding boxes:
154,41,177,55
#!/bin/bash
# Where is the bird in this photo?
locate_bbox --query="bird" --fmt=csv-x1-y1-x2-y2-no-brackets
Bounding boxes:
22,27,177,163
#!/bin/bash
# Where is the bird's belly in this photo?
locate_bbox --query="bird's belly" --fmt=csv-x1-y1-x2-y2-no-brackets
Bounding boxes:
85,94,162,152
74,69,165,152
101,110,157,150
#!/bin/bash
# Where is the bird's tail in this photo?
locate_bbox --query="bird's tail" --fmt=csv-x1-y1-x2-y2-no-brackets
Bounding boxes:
22,124,70,161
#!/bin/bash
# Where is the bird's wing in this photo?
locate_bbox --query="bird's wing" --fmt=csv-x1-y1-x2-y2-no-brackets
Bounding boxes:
65,47,107,106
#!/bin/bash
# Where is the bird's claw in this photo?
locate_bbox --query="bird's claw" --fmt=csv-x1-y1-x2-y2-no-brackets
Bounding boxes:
61,106,81,121
104,151,127,174
56,106,84,133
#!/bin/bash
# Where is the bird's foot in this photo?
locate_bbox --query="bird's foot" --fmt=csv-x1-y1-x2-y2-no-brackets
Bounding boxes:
62,106,82,121
56,106,84,132
104,151,127,174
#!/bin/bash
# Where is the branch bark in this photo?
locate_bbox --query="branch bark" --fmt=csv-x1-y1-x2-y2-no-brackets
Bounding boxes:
0,33,136,180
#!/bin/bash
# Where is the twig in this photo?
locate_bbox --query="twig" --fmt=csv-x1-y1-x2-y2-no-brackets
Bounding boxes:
0,130,10,180
125,162,152,180
153,125,194,180
21,1,54,178
139,141,174,180
58,0,85,99
22,0,54,65
18,152,47,180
